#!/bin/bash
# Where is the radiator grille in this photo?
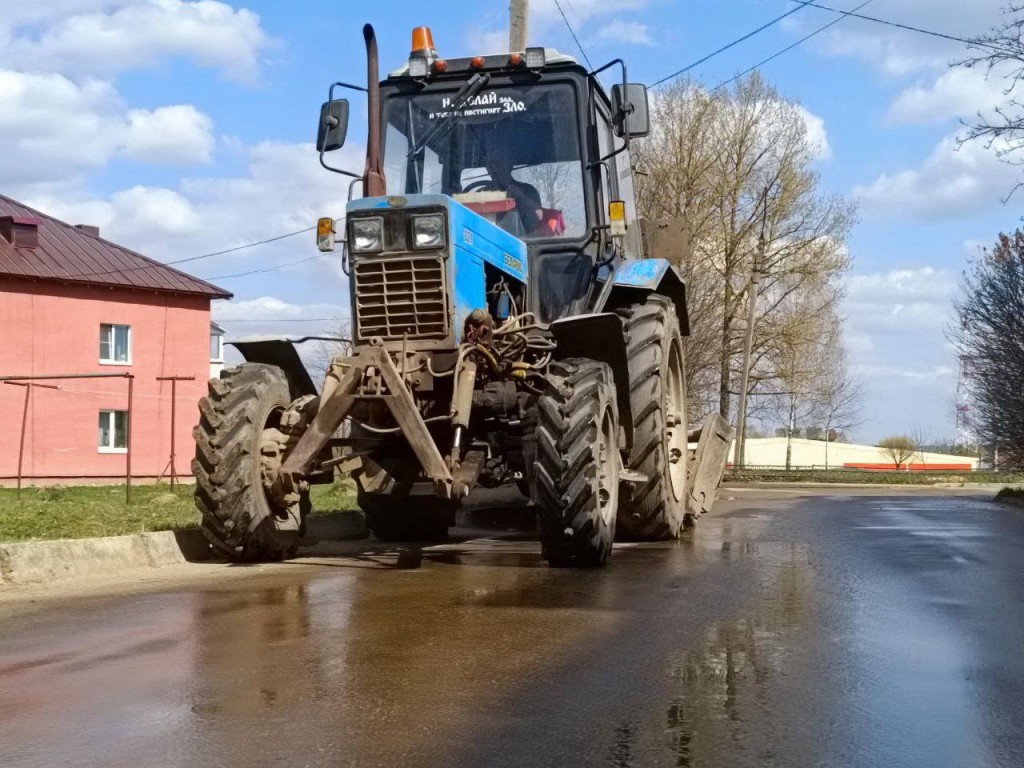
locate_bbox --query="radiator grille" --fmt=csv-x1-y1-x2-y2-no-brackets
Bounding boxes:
354,255,448,341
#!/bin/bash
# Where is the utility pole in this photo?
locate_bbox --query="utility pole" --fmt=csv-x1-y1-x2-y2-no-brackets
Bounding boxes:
734,198,768,469
510,0,529,51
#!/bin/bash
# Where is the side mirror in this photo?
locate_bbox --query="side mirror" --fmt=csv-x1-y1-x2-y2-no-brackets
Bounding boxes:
611,83,650,139
316,99,350,152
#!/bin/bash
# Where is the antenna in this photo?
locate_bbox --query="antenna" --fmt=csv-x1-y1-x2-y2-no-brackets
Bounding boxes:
954,355,975,452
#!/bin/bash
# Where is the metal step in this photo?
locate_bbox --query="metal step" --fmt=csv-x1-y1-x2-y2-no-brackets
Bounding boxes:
620,469,649,484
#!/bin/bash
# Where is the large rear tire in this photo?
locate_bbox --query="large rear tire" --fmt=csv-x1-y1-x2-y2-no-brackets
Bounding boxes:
615,294,690,540
533,358,620,567
193,364,305,561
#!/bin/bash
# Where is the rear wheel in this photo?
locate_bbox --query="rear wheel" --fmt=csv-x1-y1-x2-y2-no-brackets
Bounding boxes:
355,449,456,542
193,364,307,561
615,294,690,540
533,358,620,567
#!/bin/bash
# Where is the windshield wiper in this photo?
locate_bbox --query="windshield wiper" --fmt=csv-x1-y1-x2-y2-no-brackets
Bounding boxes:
407,73,490,162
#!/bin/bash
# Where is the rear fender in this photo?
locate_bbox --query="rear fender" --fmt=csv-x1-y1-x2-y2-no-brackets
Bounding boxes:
549,313,633,451
229,339,318,399
600,259,690,335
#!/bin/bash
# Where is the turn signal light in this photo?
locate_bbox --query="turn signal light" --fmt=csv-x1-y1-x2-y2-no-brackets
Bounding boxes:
317,217,336,252
609,201,626,238
433,59,448,73
471,56,485,69
509,52,523,67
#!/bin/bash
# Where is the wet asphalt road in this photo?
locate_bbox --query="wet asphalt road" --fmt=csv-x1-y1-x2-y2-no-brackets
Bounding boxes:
1,487,1023,768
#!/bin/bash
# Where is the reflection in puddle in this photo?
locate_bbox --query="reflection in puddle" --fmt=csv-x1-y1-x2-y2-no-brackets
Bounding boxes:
611,541,814,767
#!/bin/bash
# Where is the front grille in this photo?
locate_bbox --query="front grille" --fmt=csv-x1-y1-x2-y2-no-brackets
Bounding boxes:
353,254,448,341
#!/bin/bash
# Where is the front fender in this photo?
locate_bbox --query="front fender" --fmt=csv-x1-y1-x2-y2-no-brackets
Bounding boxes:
549,313,633,451
601,259,690,335
229,339,318,399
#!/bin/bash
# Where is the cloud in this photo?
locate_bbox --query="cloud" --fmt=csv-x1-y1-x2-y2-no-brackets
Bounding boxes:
846,266,958,335
0,70,215,192
853,135,1020,220
122,105,215,164
842,266,961,440
473,0,651,56
795,105,832,160
590,19,653,47
0,0,273,83
215,296,348,340
26,140,360,260
888,66,1011,125
810,0,1005,77
855,363,956,381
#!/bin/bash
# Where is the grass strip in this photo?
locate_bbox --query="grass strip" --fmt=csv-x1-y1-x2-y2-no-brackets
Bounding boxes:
0,483,357,543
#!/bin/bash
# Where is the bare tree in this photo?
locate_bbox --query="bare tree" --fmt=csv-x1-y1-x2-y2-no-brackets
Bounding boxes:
812,336,865,469
959,6,1024,195
951,229,1024,467
307,319,353,387
879,436,917,471
635,74,855,424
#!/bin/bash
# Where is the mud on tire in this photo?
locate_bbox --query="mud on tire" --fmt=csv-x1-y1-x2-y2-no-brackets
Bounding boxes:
193,364,306,561
533,358,620,567
615,294,690,540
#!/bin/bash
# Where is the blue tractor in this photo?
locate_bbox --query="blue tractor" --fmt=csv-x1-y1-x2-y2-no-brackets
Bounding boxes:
193,25,733,567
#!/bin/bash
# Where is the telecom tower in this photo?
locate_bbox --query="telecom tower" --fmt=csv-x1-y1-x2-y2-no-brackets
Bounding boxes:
954,356,975,452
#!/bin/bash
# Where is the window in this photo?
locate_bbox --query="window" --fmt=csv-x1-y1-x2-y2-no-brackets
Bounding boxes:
99,324,131,364
98,410,128,452
383,82,588,239
210,330,223,361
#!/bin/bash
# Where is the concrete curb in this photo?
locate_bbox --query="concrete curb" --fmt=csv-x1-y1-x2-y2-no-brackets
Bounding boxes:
724,481,1021,491
0,529,210,586
0,512,367,587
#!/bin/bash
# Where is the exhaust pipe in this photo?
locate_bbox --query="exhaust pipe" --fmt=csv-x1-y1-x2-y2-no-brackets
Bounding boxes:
363,24,386,198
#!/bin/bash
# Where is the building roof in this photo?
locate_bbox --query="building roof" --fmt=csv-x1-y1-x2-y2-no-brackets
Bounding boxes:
0,193,232,299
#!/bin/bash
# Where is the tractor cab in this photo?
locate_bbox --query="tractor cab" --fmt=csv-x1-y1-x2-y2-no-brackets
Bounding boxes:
317,26,652,324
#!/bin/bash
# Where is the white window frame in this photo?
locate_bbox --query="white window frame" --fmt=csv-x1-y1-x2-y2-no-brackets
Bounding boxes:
98,409,129,454
99,323,132,366
210,331,223,362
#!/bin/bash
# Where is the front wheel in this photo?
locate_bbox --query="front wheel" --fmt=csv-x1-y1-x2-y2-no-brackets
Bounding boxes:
193,364,307,561
532,359,620,567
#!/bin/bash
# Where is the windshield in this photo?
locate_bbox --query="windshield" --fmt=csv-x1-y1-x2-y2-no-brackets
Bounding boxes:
383,82,587,240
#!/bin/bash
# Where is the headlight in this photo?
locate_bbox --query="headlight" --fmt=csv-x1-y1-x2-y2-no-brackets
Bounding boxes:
412,214,445,249
351,217,383,253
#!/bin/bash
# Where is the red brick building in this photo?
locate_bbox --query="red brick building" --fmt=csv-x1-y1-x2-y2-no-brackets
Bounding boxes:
0,194,230,484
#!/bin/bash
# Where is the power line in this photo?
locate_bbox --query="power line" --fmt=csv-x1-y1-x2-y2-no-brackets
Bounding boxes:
713,0,876,92
66,223,321,282
790,1,1004,52
204,253,330,281
553,0,593,70
173,225,317,264
650,2,811,87
217,317,341,323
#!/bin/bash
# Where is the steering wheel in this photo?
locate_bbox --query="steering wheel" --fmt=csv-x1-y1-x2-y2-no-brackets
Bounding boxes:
463,179,504,194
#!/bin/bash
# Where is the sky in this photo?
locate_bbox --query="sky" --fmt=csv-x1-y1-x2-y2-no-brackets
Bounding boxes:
0,0,1019,444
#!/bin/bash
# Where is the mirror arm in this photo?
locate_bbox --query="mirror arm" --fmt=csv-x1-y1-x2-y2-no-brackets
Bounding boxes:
331,81,367,94
319,80,366,179
589,58,631,145
319,149,362,179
